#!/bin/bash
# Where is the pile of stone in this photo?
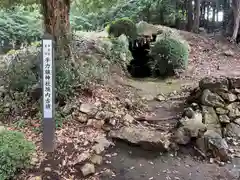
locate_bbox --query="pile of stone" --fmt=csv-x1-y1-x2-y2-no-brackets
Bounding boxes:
174,76,240,162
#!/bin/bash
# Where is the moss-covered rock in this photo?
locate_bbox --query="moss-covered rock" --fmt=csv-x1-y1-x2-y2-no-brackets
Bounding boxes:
107,18,137,40
136,21,161,37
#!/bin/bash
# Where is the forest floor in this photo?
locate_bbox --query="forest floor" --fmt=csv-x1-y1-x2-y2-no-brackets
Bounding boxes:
16,30,240,180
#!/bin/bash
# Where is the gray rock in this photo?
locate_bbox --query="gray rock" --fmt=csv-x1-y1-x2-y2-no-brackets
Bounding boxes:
223,50,234,56
109,125,171,151
219,115,230,123
201,89,225,108
90,154,103,165
78,151,91,163
206,124,222,136
109,119,117,126
226,102,240,118
215,107,229,115
202,106,219,125
179,112,206,137
62,104,73,115
202,106,222,135
123,114,134,123
173,126,191,145
191,102,200,111
183,107,195,118
231,88,240,94
225,123,240,138
199,77,229,91
44,167,51,172
80,103,96,114
76,113,88,123
229,77,240,88
81,163,95,176
87,119,105,129
142,94,154,101
155,94,166,101
92,136,113,154
217,91,237,102
234,118,240,125
203,130,229,161
95,111,114,120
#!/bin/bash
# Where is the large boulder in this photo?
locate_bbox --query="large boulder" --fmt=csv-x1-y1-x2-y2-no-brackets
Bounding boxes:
202,106,222,135
109,125,171,151
197,130,229,161
136,21,161,37
199,76,229,92
201,89,225,108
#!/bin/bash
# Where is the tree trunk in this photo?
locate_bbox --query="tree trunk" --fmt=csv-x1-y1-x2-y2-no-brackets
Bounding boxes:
232,0,240,41
206,3,209,22
206,3,210,32
193,0,200,33
187,0,193,31
223,0,230,31
212,5,216,23
202,1,206,27
41,0,70,59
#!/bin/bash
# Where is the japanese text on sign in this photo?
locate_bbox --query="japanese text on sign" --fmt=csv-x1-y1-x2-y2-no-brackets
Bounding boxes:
43,40,53,118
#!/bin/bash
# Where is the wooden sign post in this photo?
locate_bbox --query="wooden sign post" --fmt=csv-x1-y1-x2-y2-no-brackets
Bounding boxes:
42,33,55,152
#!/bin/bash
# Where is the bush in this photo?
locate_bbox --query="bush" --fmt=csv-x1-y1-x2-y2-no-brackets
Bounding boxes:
107,18,137,40
0,129,35,180
150,37,189,76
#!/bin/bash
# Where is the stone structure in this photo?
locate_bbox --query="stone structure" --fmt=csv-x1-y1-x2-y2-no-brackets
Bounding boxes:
174,76,240,161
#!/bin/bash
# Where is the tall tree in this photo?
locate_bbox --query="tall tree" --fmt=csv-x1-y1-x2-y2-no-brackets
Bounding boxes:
187,0,193,31
40,0,70,58
231,0,240,41
193,0,201,33
223,0,230,30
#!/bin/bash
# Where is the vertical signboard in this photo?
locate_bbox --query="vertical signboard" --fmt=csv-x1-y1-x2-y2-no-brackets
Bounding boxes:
42,33,55,152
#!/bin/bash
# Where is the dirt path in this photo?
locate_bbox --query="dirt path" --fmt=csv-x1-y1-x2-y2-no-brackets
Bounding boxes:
100,141,240,180
101,143,239,180
99,94,240,180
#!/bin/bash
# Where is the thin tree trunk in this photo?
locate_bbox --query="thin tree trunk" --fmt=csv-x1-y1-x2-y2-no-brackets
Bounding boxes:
193,0,200,33
206,3,210,32
232,15,240,41
212,5,216,23
223,0,230,31
187,0,193,31
202,1,206,27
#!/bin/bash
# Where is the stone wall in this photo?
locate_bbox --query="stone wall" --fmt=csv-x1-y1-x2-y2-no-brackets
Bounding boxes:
174,76,240,162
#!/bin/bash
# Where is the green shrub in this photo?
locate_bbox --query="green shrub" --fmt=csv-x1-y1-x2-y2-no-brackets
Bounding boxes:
150,37,189,76
0,129,35,180
2,47,39,93
107,18,137,40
